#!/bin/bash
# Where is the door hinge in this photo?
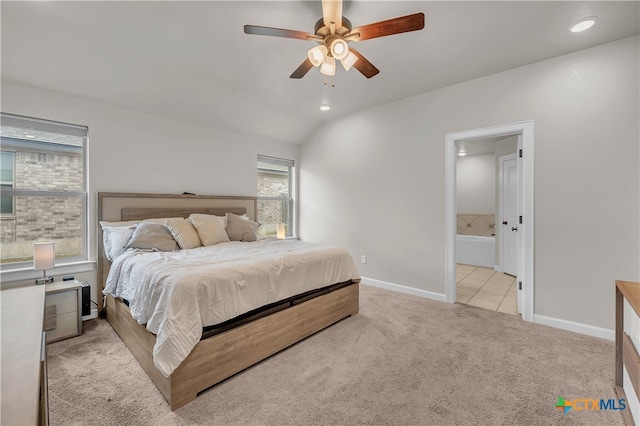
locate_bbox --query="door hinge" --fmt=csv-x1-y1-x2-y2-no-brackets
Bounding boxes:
519,149,523,158
518,281,522,290
519,216,523,224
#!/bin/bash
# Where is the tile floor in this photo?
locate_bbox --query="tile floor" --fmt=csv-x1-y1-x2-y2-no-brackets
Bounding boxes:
456,264,518,315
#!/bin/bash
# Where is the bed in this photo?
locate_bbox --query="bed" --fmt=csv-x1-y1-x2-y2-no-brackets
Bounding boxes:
97,192,360,410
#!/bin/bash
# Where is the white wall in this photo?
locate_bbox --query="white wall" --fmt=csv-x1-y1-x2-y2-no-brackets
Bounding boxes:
1,82,298,299
299,36,640,331
456,153,495,214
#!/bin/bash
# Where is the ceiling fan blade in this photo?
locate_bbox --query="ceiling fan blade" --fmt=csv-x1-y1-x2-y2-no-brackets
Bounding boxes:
322,0,343,30
350,12,425,41
244,25,316,41
290,58,314,79
349,48,380,79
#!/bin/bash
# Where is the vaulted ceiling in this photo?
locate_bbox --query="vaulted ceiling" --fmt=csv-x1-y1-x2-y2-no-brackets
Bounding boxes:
2,1,638,144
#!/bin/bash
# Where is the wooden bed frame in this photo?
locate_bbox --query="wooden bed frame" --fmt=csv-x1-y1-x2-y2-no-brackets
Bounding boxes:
97,192,360,410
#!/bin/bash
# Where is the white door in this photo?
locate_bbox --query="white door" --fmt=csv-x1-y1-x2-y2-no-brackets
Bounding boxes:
500,155,518,277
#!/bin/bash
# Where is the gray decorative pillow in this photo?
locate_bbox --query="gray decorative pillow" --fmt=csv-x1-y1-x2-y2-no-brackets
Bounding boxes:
125,222,179,252
226,212,259,242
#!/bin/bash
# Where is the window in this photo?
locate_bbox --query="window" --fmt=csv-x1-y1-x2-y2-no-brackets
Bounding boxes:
0,113,88,268
1,151,15,215
257,155,294,237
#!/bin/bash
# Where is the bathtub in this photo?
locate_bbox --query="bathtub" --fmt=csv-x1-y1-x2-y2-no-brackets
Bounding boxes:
456,235,495,268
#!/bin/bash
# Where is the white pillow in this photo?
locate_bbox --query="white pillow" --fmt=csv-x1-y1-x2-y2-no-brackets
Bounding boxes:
100,220,139,228
99,220,139,261
165,218,202,250
189,214,229,246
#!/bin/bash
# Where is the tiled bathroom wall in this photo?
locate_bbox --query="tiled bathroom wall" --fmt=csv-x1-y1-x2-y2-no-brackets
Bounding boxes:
457,214,495,236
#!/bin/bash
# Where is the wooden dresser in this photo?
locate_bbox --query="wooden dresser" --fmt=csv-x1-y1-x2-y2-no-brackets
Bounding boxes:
0,284,48,425
616,280,640,425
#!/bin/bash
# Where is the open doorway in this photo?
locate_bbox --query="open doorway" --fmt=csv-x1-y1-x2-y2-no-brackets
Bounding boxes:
455,136,518,314
445,121,534,322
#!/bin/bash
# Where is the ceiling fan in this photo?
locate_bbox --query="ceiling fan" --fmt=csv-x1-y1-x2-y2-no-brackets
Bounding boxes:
244,0,425,80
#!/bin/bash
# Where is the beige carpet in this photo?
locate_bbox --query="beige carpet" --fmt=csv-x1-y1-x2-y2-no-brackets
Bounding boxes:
47,285,623,425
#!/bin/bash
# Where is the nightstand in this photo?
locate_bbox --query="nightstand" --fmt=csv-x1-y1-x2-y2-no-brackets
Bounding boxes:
45,281,82,343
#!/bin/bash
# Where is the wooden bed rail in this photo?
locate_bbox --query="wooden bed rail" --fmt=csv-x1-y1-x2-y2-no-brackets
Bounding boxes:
106,282,359,410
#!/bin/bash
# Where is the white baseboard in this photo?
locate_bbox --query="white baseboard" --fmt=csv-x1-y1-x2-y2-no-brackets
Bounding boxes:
361,277,614,340
533,314,614,341
82,308,98,321
361,277,446,303
494,264,502,273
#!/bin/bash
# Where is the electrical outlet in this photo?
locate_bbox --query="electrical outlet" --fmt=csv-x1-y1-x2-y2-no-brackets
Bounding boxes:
361,255,367,264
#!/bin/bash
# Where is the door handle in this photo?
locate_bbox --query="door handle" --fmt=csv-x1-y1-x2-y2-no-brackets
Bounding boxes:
502,221,508,225
511,227,518,232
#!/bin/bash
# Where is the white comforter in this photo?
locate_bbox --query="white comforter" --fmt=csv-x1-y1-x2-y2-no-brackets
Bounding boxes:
103,238,360,377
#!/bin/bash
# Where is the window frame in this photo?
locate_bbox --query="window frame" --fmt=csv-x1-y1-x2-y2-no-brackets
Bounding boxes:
0,113,89,272
257,155,295,237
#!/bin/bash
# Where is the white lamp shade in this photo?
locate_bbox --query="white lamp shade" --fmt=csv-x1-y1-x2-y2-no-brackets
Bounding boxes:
340,51,358,71
330,39,349,60
320,56,336,76
34,242,55,270
308,45,328,67
277,224,286,239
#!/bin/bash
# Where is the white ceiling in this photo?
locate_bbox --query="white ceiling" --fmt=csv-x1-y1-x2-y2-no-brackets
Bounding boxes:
2,1,638,145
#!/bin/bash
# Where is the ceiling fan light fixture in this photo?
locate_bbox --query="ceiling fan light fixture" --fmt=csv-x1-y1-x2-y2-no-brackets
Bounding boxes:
330,38,349,60
245,4,426,80
308,45,328,67
320,56,336,76
340,51,358,71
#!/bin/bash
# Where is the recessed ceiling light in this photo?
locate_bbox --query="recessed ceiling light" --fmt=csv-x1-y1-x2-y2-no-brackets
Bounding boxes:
570,17,597,33
458,150,466,157
319,105,330,111
24,134,36,139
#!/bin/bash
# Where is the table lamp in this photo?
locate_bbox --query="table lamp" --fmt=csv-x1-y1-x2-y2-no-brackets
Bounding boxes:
34,241,55,284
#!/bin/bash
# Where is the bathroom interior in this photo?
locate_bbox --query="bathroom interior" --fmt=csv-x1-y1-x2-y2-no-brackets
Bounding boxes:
455,135,519,315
